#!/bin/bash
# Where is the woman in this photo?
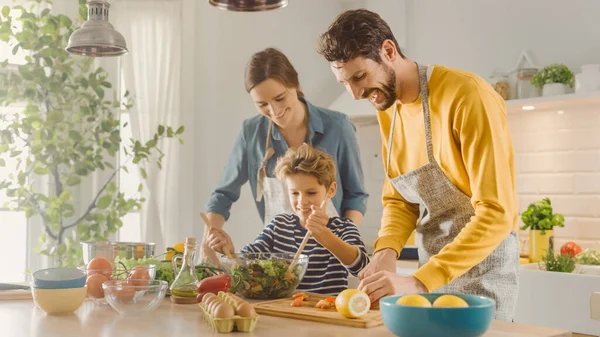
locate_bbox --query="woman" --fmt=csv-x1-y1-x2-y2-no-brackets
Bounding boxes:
202,48,368,260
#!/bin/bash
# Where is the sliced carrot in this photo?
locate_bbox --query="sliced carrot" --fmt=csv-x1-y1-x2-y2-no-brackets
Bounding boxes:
293,292,309,300
291,297,304,307
315,300,329,309
324,297,336,303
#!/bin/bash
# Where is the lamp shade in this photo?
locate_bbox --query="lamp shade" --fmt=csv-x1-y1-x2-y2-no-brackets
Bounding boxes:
208,0,289,12
66,0,127,57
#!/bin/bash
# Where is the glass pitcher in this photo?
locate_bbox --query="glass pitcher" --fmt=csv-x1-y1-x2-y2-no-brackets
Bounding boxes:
170,237,199,298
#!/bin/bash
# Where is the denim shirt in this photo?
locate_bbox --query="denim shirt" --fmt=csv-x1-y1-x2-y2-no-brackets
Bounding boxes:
205,97,369,222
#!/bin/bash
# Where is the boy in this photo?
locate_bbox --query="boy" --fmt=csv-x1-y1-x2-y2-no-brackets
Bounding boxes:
207,144,369,295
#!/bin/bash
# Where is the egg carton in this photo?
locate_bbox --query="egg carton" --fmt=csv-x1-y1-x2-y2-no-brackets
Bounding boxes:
198,292,258,333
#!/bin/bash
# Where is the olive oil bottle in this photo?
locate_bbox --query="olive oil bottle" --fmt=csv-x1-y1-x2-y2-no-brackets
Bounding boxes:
170,237,199,299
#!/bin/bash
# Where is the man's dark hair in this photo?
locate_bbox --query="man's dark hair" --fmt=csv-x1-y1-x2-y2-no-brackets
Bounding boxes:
317,9,405,64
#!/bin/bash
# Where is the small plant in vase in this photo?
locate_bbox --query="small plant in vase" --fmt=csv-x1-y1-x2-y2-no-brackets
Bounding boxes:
531,63,574,97
520,198,565,262
541,247,576,273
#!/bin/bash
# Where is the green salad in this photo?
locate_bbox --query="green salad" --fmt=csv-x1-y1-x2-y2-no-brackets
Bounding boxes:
114,256,223,286
230,259,302,299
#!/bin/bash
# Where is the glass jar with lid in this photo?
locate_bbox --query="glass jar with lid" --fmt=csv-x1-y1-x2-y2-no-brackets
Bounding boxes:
490,70,510,100
516,68,540,99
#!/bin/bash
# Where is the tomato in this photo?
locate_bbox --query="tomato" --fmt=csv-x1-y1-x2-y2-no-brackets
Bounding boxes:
560,241,582,257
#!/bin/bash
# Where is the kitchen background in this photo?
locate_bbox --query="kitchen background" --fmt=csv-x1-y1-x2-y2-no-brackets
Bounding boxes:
185,0,600,254
1,0,599,277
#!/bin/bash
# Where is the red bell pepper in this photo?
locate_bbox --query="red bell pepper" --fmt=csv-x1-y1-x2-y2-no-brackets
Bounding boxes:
197,274,232,295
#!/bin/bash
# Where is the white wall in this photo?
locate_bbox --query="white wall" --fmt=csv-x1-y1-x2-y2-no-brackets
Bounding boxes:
510,106,600,249
193,1,356,249
348,0,600,252
404,0,600,84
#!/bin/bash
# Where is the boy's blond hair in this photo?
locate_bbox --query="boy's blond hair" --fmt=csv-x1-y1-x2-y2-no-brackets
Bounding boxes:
275,144,336,188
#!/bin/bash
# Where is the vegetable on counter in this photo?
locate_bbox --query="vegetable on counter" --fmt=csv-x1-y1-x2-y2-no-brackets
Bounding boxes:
560,241,582,257
575,249,600,265
114,256,223,287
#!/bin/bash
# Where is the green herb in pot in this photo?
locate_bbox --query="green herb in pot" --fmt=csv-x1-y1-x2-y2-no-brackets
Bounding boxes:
520,197,565,234
541,248,576,273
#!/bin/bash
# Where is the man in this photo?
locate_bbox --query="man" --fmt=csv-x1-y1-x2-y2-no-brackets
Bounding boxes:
317,9,519,321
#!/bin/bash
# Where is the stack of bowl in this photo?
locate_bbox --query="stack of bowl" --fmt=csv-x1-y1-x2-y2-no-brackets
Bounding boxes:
31,268,87,315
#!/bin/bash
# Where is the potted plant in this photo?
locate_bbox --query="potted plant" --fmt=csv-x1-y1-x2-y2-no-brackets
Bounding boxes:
520,198,565,262
531,63,574,97
0,0,184,267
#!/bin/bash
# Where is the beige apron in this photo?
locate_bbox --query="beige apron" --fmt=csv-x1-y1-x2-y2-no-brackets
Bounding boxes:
255,120,339,225
385,64,519,321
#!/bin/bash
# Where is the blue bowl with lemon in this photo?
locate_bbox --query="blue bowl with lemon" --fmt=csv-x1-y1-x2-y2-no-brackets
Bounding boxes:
380,293,495,337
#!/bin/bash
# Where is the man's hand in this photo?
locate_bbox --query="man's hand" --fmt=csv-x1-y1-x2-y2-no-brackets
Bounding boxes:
358,272,428,307
358,248,397,280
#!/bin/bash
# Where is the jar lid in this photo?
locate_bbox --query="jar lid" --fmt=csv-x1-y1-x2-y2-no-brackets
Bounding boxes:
517,68,538,75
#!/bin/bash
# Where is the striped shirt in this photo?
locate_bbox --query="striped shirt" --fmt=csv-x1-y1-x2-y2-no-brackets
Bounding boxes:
241,214,370,295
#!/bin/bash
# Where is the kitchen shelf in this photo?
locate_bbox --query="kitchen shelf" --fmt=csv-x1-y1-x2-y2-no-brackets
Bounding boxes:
348,91,600,126
505,90,600,113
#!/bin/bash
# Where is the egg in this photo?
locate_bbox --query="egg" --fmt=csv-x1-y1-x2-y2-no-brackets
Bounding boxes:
87,257,112,277
235,302,256,318
202,293,217,304
204,296,219,309
127,266,150,289
115,287,136,302
86,274,109,298
213,302,235,319
208,299,222,314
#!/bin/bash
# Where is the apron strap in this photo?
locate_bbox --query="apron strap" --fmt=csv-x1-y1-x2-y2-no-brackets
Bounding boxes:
256,120,275,202
256,112,312,202
385,63,434,178
419,64,435,164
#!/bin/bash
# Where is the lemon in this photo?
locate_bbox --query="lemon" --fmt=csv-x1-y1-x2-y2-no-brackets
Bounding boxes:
432,294,469,308
396,294,432,307
165,242,185,262
335,289,371,318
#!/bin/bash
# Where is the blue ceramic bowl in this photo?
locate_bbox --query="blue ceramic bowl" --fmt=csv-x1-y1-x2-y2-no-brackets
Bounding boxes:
32,268,87,289
380,293,495,337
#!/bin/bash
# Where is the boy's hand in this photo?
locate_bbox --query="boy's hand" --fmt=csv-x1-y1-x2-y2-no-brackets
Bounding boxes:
207,227,235,255
305,204,331,242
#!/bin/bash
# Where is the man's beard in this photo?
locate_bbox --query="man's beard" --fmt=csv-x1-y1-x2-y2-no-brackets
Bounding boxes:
366,64,397,111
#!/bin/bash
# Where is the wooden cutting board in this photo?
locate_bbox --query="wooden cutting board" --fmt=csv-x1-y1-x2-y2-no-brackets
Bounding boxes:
0,290,33,301
253,294,382,328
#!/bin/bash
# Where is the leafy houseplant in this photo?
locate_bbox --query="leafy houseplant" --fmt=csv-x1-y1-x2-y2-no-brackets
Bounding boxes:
531,63,575,89
520,197,565,234
0,0,184,267
520,198,565,263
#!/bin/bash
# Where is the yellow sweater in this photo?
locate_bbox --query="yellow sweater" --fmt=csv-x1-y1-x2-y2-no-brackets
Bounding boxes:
374,65,518,292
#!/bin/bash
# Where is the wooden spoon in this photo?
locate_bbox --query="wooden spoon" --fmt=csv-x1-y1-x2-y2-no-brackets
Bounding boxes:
200,212,235,260
286,199,328,277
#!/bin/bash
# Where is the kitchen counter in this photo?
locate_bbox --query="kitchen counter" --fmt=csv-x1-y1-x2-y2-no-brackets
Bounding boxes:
0,298,573,337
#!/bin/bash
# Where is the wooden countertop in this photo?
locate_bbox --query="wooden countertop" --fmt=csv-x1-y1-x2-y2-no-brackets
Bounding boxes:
0,298,572,337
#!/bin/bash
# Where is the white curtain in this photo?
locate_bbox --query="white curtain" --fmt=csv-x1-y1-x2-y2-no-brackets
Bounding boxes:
113,0,183,252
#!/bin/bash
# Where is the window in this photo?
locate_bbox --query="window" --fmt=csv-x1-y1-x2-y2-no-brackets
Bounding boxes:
117,111,143,243
0,5,28,282
0,104,28,283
